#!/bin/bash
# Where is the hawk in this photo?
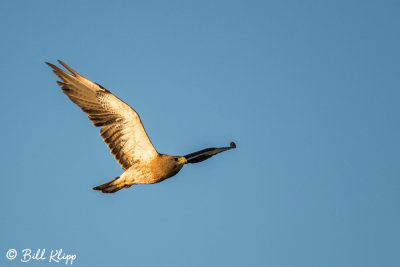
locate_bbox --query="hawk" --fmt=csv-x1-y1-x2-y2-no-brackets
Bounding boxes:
46,60,236,193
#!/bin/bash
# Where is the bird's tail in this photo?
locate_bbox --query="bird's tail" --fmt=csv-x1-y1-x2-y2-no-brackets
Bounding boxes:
93,176,131,193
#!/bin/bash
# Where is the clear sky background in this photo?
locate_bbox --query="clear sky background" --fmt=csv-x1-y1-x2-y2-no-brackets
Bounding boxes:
1,1,399,266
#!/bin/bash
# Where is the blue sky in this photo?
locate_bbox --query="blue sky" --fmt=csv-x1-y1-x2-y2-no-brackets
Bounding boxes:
1,0,399,266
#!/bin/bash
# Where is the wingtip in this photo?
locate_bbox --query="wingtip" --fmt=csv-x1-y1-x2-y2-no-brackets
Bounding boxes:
45,62,56,68
57,59,78,76
230,142,236,148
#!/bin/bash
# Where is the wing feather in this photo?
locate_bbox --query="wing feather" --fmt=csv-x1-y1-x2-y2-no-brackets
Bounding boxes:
184,142,236,163
46,60,158,170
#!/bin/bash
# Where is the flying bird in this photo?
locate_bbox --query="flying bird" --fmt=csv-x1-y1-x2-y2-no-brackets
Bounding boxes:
46,60,236,193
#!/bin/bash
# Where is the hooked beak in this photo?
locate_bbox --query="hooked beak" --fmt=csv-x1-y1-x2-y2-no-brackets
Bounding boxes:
177,157,187,165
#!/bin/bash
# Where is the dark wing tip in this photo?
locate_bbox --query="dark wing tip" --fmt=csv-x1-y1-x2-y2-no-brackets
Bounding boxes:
230,142,236,148
45,62,57,69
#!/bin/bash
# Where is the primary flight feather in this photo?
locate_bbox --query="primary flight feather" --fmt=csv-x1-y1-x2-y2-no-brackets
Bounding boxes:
46,60,236,193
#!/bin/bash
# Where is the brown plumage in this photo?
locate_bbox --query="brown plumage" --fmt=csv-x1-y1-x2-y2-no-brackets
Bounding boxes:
46,60,236,193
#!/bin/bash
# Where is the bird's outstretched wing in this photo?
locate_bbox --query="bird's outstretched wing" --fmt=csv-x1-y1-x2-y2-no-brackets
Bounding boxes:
184,142,236,163
46,60,158,170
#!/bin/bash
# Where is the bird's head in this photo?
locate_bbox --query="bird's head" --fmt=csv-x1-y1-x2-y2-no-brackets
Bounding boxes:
156,155,187,179
174,156,188,165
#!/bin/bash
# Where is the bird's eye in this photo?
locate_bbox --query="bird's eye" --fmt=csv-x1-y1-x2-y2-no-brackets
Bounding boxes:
174,158,178,161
